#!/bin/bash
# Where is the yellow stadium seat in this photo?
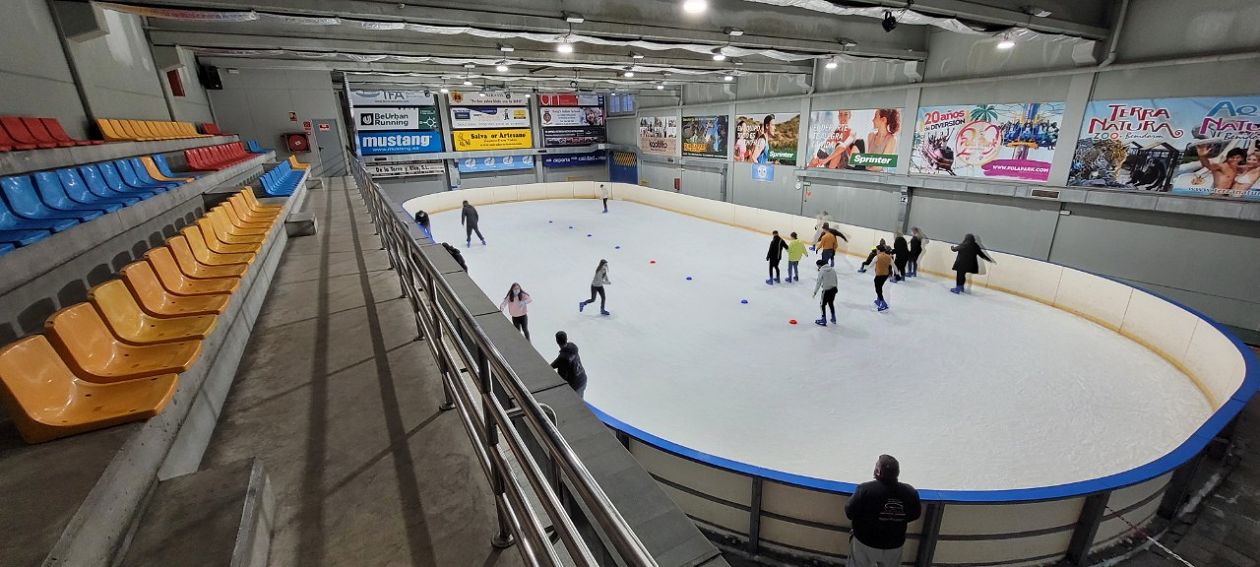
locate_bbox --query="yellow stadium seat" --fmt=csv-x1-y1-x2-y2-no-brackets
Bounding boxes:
179,227,254,266
209,207,268,238
227,196,278,224
96,119,127,141
162,236,250,277
141,156,194,183
0,336,178,444
159,122,180,139
288,155,309,170
196,218,261,252
239,188,282,214
46,303,202,383
218,201,273,231
121,260,231,317
110,119,141,141
90,280,217,344
124,120,154,141
146,250,239,296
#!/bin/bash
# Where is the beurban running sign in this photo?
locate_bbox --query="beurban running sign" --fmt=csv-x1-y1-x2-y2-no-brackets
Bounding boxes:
356,131,443,155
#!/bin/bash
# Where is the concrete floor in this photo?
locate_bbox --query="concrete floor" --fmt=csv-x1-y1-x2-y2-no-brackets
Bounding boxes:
201,177,523,567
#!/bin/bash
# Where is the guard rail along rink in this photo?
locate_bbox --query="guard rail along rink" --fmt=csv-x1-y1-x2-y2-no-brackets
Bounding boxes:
400,180,1259,567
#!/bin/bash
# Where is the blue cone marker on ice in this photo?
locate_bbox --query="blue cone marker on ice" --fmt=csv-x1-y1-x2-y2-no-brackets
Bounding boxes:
686,276,693,281
740,299,748,304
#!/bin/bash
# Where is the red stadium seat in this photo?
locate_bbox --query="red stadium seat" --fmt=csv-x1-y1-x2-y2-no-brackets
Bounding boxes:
1,117,55,149
21,117,75,148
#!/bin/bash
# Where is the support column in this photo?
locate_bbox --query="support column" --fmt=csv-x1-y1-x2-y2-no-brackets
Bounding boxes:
1066,493,1109,565
1158,451,1206,519
914,503,943,567
747,478,764,554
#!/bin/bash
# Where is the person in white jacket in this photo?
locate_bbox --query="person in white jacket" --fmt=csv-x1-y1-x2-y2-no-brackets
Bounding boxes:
812,259,839,326
579,259,611,315
811,210,831,251
598,183,612,213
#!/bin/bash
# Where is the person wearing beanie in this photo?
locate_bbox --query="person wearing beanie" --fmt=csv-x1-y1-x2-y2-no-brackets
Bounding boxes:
844,455,921,566
812,258,838,326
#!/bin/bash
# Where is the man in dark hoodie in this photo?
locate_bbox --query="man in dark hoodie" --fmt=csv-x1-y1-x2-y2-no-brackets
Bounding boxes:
891,232,909,282
460,200,486,248
550,331,588,398
765,230,789,285
845,455,921,566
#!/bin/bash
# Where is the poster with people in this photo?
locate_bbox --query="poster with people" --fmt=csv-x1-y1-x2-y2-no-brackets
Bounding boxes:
733,113,799,165
805,108,901,172
910,102,1064,182
1068,96,1260,200
539,93,607,147
638,115,678,156
681,115,729,158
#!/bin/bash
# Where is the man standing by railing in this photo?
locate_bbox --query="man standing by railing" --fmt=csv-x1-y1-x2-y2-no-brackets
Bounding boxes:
551,331,588,398
845,455,921,567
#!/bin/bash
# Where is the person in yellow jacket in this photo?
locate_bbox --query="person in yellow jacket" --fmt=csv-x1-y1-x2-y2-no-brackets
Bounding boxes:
786,232,809,282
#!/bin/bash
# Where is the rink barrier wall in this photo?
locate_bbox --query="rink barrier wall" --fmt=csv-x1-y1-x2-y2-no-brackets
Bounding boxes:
401,182,1258,566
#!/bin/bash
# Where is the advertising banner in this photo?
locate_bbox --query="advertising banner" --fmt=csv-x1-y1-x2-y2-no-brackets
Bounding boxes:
806,108,902,172
447,91,529,106
365,161,444,178
538,93,603,107
349,89,436,107
732,113,800,165
452,129,533,151
1068,96,1260,199
455,154,535,173
355,107,440,131
357,131,443,156
682,115,729,157
638,116,678,156
751,163,775,182
540,106,606,128
543,126,605,147
449,106,531,129
910,102,1064,182
543,151,606,168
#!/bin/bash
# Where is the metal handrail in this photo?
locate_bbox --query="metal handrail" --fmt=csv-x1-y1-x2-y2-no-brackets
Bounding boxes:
349,161,658,567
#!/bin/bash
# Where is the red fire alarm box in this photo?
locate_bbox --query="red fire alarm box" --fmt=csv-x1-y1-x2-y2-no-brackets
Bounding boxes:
285,132,310,153
674,177,681,191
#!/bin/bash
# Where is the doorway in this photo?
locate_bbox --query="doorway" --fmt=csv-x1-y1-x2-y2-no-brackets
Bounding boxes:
312,118,347,177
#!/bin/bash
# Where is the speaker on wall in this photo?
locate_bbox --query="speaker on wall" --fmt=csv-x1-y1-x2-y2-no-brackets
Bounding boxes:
198,65,223,90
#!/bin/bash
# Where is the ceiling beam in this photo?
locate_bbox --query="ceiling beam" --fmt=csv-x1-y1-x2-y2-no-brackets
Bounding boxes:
838,0,1110,39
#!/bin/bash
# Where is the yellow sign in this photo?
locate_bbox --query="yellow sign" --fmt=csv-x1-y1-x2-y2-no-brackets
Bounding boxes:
452,129,533,151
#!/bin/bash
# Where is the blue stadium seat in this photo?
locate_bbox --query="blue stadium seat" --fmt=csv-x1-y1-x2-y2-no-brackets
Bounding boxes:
31,172,119,214
0,190,77,233
126,158,183,189
79,164,158,200
245,139,270,153
0,175,100,223
113,160,177,192
259,162,304,197
152,154,200,179
0,242,13,255
95,162,159,198
0,228,50,247
56,168,139,208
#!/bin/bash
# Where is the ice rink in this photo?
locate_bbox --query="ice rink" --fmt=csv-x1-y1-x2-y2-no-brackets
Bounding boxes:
429,199,1211,491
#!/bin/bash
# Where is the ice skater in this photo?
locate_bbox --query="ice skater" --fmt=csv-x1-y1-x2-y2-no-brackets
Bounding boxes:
872,244,893,311
816,224,838,267
892,232,909,282
858,239,887,273
579,259,611,315
845,455,921,567
413,210,431,238
766,230,789,284
811,210,832,251
950,233,994,294
461,200,485,248
550,331,588,398
598,183,611,213
786,232,809,282
908,227,926,277
498,283,532,340
812,259,838,326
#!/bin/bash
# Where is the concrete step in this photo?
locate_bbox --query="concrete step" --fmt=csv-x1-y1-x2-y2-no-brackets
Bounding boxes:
119,458,274,567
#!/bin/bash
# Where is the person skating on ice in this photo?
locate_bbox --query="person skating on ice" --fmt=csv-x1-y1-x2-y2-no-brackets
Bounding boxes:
786,232,809,283
892,232,910,283
950,233,994,294
460,200,486,248
811,210,831,251
766,230,789,284
872,244,893,311
498,282,532,340
817,224,838,267
598,183,611,213
812,259,838,326
858,239,887,273
908,227,927,277
579,259,611,315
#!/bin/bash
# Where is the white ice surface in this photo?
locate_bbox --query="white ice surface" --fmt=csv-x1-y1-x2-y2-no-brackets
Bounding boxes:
431,199,1211,491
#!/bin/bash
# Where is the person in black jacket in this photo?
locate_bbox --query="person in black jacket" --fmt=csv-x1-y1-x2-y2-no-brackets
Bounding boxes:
441,242,467,271
907,227,926,277
765,230,789,285
460,200,485,248
845,455,921,566
550,331,588,398
891,232,909,282
413,209,431,239
950,233,994,294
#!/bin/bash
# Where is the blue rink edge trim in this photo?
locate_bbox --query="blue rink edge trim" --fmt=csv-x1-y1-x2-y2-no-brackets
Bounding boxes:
586,276,1259,504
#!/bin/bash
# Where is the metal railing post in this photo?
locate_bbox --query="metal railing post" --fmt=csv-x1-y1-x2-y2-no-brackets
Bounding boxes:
1066,493,1109,565
747,478,763,554
914,503,943,567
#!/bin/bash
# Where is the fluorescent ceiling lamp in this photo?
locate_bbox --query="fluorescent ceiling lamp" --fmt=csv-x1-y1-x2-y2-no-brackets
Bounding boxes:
498,45,514,52
824,59,838,69
724,27,743,36
557,41,574,53
496,64,509,72
564,12,584,23
631,52,644,59
623,71,635,77
683,0,707,15
723,74,734,81
712,52,726,61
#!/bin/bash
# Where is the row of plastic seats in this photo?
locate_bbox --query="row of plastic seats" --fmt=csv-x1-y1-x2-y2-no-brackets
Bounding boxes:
0,156,195,254
0,188,283,443
0,116,103,151
245,139,271,153
259,159,307,197
97,119,210,142
200,123,225,136
186,142,256,171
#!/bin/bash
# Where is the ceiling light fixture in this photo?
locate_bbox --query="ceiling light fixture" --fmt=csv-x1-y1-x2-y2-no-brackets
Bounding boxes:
824,58,838,70
1022,5,1053,18
463,63,475,69
463,79,473,86
564,12,585,23
498,44,514,52
839,38,857,48
496,62,509,72
997,34,1015,49
630,52,644,59
682,0,707,15
557,40,574,53
623,70,635,77
881,10,897,32
656,83,665,90
477,91,487,97
439,87,449,93
712,51,726,61
723,74,734,82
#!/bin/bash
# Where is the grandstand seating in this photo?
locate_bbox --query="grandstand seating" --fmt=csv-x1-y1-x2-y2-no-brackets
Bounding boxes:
245,139,270,153
185,142,253,171
288,155,309,170
200,123,225,136
0,188,285,443
260,160,305,196
0,116,103,150
96,119,209,142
